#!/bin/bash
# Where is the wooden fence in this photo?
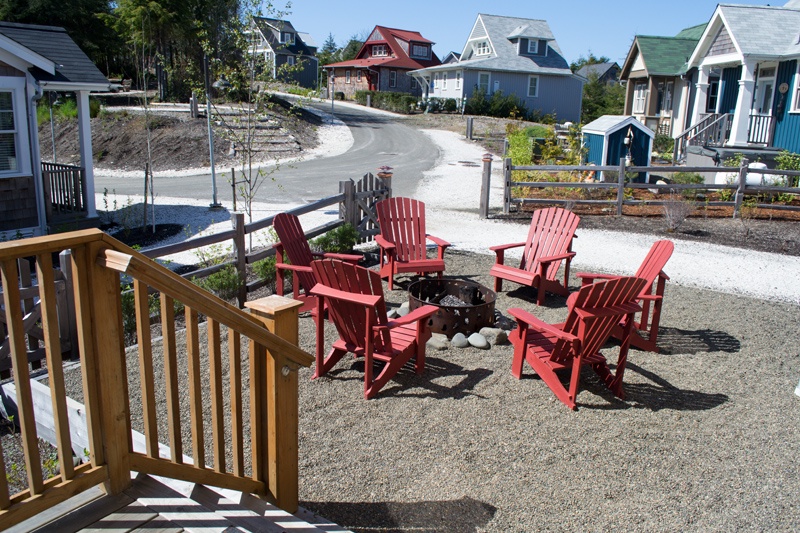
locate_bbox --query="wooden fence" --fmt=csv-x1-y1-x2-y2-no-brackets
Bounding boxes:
142,172,392,307
500,157,800,218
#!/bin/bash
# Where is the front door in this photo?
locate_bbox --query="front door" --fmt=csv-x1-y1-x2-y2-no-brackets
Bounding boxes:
753,66,776,115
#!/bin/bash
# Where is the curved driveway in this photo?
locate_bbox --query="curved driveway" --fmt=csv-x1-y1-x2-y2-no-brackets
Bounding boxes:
95,101,440,204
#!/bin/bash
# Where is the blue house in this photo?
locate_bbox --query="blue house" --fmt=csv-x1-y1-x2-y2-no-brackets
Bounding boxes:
676,0,800,163
408,14,584,123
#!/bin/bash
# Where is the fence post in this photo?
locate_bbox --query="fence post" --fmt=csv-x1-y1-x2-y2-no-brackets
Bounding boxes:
733,157,749,219
480,153,493,219
245,295,304,513
59,250,79,360
616,157,626,216
339,179,356,227
466,117,474,140
377,166,393,200
231,212,247,308
503,157,512,215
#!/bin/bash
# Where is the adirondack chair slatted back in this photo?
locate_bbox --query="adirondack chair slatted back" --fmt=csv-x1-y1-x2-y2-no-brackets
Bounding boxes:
376,197,428,262
634,240,674,288
274,213,317,291
311,259,392,351
520,207,580,279
552,276,647,362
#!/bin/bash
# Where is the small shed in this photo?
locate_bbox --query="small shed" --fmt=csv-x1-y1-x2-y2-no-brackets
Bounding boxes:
582,115,654,182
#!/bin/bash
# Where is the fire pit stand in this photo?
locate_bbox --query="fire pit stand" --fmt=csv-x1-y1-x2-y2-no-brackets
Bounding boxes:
408,279,496,339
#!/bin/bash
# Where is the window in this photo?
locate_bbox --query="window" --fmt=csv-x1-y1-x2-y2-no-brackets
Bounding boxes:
372,44,388,57
456,71,462,90
433,73,439,89
706,79,720,113
527,75,539,97
280,32,294,44
287,56,295,66
357,70,362,83
443,72,448,90
663,81,673,112
389,71,397,88
478,72,490,93
633,82,647,113
793,65,800,112
0,91,18,173
411,44,429,58
345,70,351,83
527,40,538,54
474,41,490,56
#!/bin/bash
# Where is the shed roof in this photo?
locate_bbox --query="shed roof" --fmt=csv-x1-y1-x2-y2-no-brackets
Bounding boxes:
0,21,109,87
582,115,654,137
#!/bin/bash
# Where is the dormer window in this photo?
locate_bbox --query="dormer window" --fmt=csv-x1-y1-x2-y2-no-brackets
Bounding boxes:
280,31,295,44
474,41,491,56
411,44,429,58
372,44,388,57
527,40,538,54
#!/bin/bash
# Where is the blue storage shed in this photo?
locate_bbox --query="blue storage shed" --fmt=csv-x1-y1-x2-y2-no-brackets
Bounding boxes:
582,115,654,182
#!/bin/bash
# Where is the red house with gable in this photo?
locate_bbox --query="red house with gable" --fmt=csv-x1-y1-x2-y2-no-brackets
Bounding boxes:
323,25,441,98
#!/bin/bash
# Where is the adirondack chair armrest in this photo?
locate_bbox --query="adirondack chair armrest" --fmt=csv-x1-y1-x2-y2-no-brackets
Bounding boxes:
638,294,662,302
375,235,396,253
658,270,670,281
539,251,576,265
507,307,579,344
276,263,312,274
321,252,362,263
427,234,451,248
310,284,382,308
575,272,619,286
387,304,438,328
489,242,525,253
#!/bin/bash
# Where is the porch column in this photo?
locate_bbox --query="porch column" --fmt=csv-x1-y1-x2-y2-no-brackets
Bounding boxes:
727,61,756,146
690,66,710,127
674,77,691,137
76,90,97,218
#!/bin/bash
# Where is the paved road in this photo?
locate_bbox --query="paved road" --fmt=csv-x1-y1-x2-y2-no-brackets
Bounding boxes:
94,101,440,204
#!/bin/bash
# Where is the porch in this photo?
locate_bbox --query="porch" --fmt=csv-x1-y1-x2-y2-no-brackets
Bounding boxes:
673,112,777,162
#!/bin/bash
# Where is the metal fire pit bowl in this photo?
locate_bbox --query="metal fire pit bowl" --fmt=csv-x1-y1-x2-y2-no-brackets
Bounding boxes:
407,279,496,339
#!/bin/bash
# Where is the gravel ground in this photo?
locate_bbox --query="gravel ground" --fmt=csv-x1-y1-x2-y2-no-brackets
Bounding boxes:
53,248,800,531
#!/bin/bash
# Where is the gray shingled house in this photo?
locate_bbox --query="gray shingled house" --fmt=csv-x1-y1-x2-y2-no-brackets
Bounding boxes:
575,62,620,86
408,14,584,122
249,17,318,89
0,21,110,240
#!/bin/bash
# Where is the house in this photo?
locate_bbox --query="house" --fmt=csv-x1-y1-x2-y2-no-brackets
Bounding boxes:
250,17,318,88
675,0,800,164
619,24,706,137
0,21,110,240
408,14,584,123
322,25,441,99
576,62,620,85
442,51,461,65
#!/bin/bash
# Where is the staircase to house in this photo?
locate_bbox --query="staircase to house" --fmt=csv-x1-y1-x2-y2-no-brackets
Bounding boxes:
673,113,732,163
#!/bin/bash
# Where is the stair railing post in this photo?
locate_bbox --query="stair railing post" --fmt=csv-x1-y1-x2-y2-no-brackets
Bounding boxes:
733,157,749,219
617,157,626,216
245,295,304,513
59,250,79,360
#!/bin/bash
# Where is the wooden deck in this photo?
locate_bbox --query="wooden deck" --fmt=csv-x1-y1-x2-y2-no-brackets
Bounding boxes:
8,473,349,533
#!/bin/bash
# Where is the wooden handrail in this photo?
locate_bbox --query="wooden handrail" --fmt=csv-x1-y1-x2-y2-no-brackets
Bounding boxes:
97,247,313,368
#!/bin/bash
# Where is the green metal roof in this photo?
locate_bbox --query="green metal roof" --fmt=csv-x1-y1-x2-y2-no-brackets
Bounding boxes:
636,36,699,75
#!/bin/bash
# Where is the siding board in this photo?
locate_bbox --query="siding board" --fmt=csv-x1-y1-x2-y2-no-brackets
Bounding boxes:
773,60,800,153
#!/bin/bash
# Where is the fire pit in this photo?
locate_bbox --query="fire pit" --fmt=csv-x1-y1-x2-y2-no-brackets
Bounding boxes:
408,279,496,338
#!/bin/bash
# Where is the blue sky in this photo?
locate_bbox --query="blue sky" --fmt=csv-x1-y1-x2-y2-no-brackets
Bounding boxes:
280,0,776,66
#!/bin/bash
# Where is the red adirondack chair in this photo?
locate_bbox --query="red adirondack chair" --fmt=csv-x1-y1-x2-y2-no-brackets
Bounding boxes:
508,276,646,410
489,207,580,305
576,239,674,352
273,212,361,314
375,197,450,290
310,259,438,399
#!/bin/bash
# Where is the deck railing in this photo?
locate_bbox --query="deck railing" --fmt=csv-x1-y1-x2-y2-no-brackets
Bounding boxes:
747,114,776,145
0,229,313,529
41,162,87,220
673,113,732,162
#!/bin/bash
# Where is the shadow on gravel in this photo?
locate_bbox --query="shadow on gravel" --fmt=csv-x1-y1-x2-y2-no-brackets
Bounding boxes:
656,327,741,354
619,362,729,411
302,496,497,533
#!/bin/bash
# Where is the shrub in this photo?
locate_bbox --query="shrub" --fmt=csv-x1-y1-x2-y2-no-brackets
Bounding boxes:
194,265,242,300
653,134,675,155
310,223,360,253
334,91,345,101
776,150,800,187
443,98,458,113
253,256,277,283
662,195,695,232
522,125,552,138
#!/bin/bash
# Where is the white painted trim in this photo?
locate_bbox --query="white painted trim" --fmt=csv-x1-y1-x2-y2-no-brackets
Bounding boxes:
0,76,31,178
76,90,96,217
38,81,111,92
0,34,54,73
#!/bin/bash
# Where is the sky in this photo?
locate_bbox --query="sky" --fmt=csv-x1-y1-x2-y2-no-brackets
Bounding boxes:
278,0,777,66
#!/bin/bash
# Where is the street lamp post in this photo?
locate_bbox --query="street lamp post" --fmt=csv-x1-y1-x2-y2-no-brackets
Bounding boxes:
204,54,229,209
